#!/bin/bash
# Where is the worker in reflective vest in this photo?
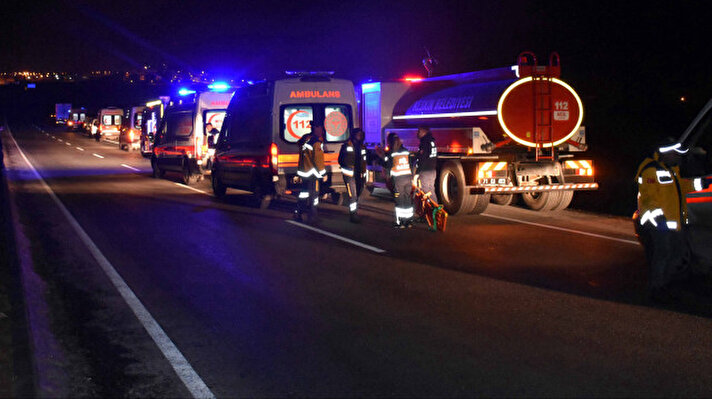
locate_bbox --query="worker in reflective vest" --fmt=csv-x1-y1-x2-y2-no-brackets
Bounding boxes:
339,128,367,223
294,122,326,223
414,126,438,204
379,132,414,228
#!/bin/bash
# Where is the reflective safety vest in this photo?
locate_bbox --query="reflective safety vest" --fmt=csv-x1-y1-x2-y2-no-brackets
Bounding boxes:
297,134,326,178
388,150,411,177
338,139,367,177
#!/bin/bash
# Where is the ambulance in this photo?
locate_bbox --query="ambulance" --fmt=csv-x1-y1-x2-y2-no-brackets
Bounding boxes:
97,107,123,142
67,107,87,131
140,97,170,157
634,98,712,278
119,106,145,151
151,89,232,185
211,72,357,208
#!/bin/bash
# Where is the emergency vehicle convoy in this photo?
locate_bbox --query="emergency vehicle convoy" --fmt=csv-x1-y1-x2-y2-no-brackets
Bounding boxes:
361,52,597,215
151,89,232,185
119,106,145,151
67,107,87,131
211,72,356,208
97,107,123,142
634,98,712,286
140,97,170,157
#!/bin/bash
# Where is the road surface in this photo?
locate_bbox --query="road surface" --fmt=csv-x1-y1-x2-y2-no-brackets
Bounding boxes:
3,121,712,397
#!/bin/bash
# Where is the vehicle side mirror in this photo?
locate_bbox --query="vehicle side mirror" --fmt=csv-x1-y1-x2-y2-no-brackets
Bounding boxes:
680,147,711,178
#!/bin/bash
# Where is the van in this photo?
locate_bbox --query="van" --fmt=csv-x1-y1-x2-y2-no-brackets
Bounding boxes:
151,90,232,185
119,106,145,151
98,107,123,142
67,107,86,131
211,72,357,207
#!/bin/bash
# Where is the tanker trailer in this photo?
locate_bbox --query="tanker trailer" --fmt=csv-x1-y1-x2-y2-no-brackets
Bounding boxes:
361,52,598,215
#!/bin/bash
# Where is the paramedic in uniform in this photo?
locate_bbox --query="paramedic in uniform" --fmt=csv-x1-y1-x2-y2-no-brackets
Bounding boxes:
414,126,438,204
378,133,414,228
294,121,326,223
339,128,367,223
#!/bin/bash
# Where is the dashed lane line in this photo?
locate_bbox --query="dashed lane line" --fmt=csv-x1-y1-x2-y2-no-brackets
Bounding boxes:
92,153,104,159
65,142,71,146
481,213,640,246
121,164,141,172
8,126,215,398
76,147,84,151
285,220,386,254
174,182,210,195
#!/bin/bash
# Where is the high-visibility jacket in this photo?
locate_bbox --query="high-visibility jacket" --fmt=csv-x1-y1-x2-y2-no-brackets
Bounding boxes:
338,139,367,177
297,134,326,179
385,149,411,177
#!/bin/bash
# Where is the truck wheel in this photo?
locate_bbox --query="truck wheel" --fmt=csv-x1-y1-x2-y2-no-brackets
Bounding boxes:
212,172,227,198
491,194,513,206
521,191,558,211
470,194,490,214
151,157,164,179
551,191,573,211
438,161,476,215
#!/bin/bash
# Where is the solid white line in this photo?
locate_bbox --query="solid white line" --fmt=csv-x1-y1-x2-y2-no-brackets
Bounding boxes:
174,183,210,195
481,213,640,246
121,163,141,172
92,153,104,159
76,147,84,151
6,128,215,399
285,220,386,253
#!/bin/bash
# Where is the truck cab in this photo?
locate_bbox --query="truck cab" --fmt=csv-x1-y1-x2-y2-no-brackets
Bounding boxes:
211,72,356,207
119,106,145,151
151,90,232,185
634,98,712,279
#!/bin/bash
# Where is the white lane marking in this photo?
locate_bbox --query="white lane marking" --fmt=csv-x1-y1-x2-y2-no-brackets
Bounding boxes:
174,183,210,195
7,128,216,399
92,153,104,159
76,147,84,151
65,142,71,146
285,220,386,254
57,138,63,142
103,139,119,145
482,213,640,246
121,163,140,172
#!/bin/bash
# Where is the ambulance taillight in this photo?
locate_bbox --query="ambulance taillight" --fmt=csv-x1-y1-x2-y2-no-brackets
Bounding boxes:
270,143,278,174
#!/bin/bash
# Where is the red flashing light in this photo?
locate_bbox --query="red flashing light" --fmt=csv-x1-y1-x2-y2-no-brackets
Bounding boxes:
478,116,488,120
403,76,423,82
270,143,279,174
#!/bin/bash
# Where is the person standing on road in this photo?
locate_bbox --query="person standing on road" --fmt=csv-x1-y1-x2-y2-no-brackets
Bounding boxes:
377,132,414,228
339,128,367,223
205,122,219,145
91,120,99,142
294,121,326,223
414,126,438,205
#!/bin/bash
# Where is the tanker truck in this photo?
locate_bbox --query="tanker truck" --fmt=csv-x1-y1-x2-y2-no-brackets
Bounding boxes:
361,52,598,215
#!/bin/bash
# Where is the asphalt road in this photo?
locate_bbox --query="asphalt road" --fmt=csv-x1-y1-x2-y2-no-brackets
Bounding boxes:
4,121,712,397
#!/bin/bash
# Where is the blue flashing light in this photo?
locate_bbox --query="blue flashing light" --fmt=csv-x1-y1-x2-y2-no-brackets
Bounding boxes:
178,88,196,96
361,82,381,93
27,83,36,89
208,82,230,92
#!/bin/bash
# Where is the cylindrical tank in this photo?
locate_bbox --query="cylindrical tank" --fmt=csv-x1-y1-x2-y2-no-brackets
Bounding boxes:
389,65,583,150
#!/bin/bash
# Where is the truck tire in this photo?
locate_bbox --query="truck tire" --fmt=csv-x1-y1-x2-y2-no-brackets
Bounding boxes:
551,190,573,211
470,194,490,214
521,191,558,211
491,194,513,206
438,161,477,215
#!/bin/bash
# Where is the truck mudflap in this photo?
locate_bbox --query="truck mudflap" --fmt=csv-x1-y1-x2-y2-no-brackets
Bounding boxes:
482,183,598,194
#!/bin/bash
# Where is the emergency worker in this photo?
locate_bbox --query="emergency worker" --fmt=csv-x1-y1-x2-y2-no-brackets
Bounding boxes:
339,128,367,223
205,123,219,146
378,132,414,228
92,120,99,142
294,121,326,223
414,126,438,204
